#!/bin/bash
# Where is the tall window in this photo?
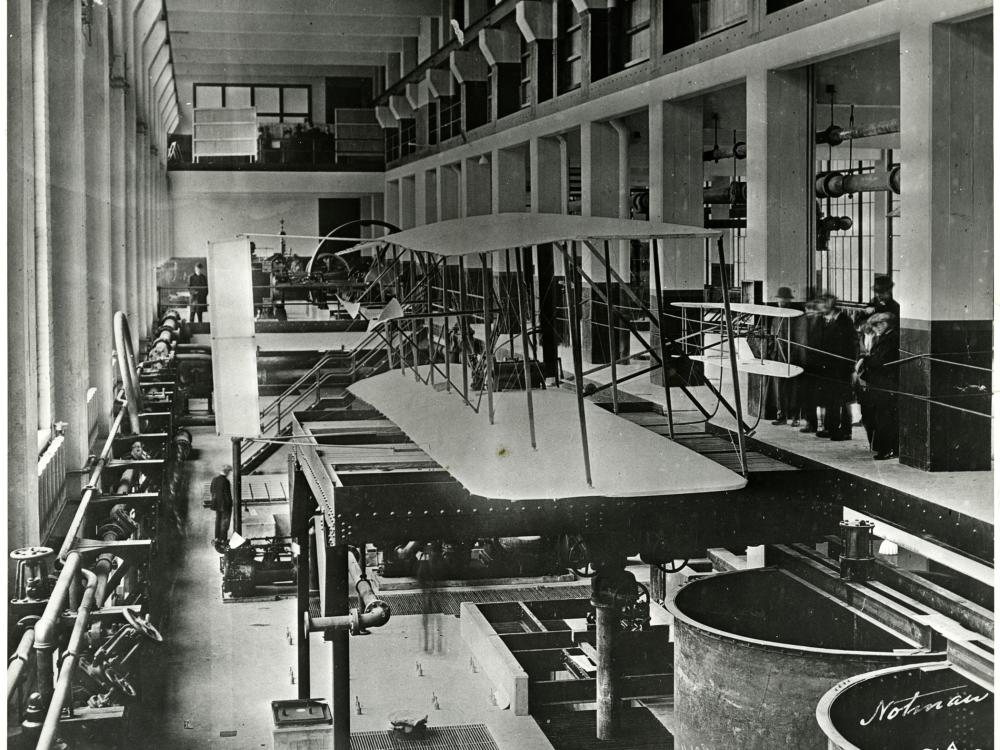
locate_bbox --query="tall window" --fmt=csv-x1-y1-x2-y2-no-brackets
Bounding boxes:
519,37,532,108
557,1,582,93
623,0,651,66
816,160,878,303
194,84,312,125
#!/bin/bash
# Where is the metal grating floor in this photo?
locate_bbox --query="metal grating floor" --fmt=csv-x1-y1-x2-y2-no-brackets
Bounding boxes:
349,584,592,616
351,723,498,750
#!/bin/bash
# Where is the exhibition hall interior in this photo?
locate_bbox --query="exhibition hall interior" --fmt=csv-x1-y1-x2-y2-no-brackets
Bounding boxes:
6,0,995,748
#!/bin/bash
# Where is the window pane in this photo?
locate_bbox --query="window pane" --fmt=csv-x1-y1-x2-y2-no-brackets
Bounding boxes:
282,115,306,125
283,87,309,113
196,85,222,109
226,86,251,108
254,87,280,113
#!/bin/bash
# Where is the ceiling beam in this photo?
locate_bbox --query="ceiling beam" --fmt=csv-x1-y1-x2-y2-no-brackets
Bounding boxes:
172,64,380,80
172,49,390,67
167,11,423,36
165,0,442,16
170,32,409,54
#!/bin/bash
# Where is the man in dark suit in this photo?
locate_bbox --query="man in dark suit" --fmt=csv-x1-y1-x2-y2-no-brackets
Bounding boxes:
857,313,900,460
815,293,857,440
864,275,900,319
211,464,233,547
188,263,208,323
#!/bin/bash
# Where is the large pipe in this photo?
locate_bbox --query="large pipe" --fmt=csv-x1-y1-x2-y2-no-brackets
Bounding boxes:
815,165,900,198
59,407,126,560
703,181,747,205
35,569,97,750
7,628,36,701
33,552,83,703
816,118,900,146
703,141,747,161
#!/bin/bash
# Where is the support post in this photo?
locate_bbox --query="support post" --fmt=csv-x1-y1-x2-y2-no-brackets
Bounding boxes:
481,253,495,424
328,544,350,750
293,462,311,700
603,242,619,415
560,243,593,487
459,256,469,399
591,560,635,740
514,249,537,448
651,240,675,437
231,438,242,534
716,238,748,474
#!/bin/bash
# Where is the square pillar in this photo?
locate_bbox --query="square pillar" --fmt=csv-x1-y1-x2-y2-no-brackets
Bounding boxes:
531,136,564,378
896,15,992,471
745,68,814,301
649,99,706,384
580,120,625,363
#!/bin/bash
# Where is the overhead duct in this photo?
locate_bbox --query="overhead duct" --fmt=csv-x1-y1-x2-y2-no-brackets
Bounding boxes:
703,181,747,205
815,165,900,199
816,118,900,146
703,142,747,161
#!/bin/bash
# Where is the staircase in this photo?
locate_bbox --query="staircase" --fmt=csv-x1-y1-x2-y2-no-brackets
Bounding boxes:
239,341,390,473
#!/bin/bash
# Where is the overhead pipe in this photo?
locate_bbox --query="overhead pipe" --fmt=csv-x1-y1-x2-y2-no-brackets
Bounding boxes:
35,569,97,750
8,627,36,701
33,552,84,705
304,570,391,637
816,118,900,146
703,181,747,205
703,142,747,161
815,165,900,198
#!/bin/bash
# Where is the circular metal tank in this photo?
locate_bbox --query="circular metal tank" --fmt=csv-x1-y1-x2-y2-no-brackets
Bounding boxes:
816,661,993,750
666,568,942,750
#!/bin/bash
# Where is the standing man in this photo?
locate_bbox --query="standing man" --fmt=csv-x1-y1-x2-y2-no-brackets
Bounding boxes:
768,286,802,426
188,263,208,323
857,313,900,460
815,293,857,440
211,464,234,548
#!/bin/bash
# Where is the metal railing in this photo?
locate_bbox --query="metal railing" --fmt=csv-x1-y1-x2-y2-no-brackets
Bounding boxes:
36,435,66,545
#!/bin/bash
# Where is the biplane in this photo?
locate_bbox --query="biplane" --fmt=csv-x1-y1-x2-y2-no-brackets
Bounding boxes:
672,301,804,379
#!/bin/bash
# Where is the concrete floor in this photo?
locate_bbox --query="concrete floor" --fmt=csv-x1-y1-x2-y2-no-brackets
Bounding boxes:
139,427,556,749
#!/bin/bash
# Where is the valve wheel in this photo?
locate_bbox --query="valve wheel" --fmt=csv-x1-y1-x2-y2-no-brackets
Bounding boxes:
618,581,651,633
657,558,689,574
567,541,595,578
10,546,53,561
124,608,163,643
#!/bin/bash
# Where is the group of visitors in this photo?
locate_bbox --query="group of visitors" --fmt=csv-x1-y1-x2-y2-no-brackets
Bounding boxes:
766,275,900,461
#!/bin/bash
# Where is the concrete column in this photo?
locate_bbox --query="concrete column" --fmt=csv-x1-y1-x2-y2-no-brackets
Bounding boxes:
85,1,113,434
399,175,416,229
48,0,91,466
437,164,460,221
414,170,430,227
461,156,492,217
123,5,139,346
580,120,625,362
110,74,127,320
896,15,992,471
530,136,564,379
31,0,54,429
649,99,705,385
136,126,148,335
745,67,814,300
9,0,41,549
492,146,527,214
384,179,400,228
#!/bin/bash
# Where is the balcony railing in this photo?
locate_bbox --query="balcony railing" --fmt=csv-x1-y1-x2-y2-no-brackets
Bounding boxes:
168,111,384,172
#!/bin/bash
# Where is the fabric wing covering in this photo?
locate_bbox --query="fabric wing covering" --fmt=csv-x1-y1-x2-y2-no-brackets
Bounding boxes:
369,213,720,256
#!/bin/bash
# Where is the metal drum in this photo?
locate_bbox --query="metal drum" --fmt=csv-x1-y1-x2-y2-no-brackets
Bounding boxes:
666,568,942,750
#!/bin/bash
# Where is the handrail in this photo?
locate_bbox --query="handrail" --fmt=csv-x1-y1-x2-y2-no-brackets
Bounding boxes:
7,629,36,702
35,569,97,750
258,351,341,421
58,407,127,561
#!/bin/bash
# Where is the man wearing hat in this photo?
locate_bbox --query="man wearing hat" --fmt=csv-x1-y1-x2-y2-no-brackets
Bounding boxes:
856,313,900,459
769,286,802,425
865,275,899,319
